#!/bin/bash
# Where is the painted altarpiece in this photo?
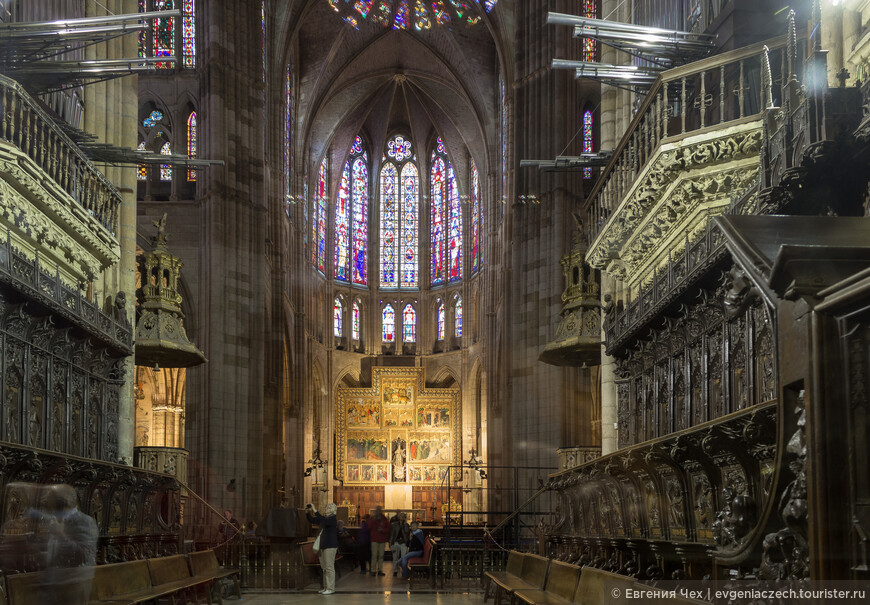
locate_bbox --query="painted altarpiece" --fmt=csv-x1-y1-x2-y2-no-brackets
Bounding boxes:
336,368,460,486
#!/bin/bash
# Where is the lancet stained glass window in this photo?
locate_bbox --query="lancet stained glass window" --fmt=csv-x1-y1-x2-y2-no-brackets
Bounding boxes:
334,298,343,337
154,1,175,69
470,159,481,274
160,141,172,181
383,304,395,342
583,0,596,61
312,159,328,272
437,301,445,340
335,138,369,285
352,302,361,340
430,138,461,284
402,304,416,342
455,297,463,337
187,111,197,181
583,110,593,179
183,0,195,68
380,135,418,289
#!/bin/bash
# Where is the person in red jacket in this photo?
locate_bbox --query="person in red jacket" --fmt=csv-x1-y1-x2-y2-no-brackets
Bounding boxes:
367,506,390,576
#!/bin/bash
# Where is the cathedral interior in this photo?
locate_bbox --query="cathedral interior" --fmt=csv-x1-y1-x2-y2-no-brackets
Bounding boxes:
1,0,870,601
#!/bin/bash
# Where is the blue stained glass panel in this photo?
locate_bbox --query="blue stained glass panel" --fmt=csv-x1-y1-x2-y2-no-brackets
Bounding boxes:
143,111,163,127
380,163,398,287
387,135,412,162
393,0,409,29
455,298,463,337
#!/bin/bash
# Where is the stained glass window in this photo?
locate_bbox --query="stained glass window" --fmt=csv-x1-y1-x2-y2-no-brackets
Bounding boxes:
138,0,146,58
383,304,395,342
160,141,172,181
183,0,195,68
284,66,292,213
352,302,361,340
334,298,343,337
430,155,446,285
402,304,416,342
583,0,596,62
380,135,418,289
393,0,410,29
137,141,148,180
437,301,445,340
261,1,266,85
312,159,328,272
143,110,163,128
470,159,481,274
583,110,593,179
187,111,197,181
447,164,462,281
400,163,418,288
154,1,175,69
335,163,351,280
431,139,461,284
501,76,508,207
351,155,369,285
380,163,398,287
455,297,463,337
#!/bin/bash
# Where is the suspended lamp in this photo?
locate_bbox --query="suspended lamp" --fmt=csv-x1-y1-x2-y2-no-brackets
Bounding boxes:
326,0,498,31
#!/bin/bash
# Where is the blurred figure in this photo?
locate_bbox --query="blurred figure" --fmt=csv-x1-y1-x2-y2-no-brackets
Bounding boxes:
356,513,371,574
39,484,99,604
367,506,389,576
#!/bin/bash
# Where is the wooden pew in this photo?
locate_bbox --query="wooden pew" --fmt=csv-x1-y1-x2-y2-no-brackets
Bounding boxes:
407,537,436,589
6,567,95,605
90,560,153,603
572,567,637,605
188,549,241,603
488,552,550,605
484,550,526,603
513,560,581,605
147,554,211,604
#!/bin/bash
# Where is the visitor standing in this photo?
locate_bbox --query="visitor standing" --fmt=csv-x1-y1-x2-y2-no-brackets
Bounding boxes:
367,506,390,576
306,503,339,595
356,514,371,573
389,513,410,575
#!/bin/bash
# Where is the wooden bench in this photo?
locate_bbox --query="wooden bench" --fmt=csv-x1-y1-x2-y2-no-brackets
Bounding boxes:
513,560,581,605
147,554,212,604
572,567,637,605
188,549,242,603
89,559,154,603
407,536,436,589
484,550,526,603
487,552,550,605
6,567,96,605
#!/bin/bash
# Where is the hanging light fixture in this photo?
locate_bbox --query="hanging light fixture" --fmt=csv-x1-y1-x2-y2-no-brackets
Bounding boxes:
326,0,498,31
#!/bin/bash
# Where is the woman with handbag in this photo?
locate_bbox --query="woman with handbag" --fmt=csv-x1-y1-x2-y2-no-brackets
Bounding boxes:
305,503,339,595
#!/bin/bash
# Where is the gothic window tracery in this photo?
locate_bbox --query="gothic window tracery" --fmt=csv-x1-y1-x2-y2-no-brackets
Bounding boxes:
335,137,368,285
380,134,418,288
583,109,593,179
430,137,461,285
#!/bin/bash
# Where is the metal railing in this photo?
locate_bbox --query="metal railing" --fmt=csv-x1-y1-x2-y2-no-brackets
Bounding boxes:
0,74,121,235
584,34,804,248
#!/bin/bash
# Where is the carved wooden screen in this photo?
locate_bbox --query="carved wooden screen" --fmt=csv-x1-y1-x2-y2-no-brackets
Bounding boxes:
336,367,460,486
615,268,777,449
